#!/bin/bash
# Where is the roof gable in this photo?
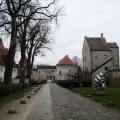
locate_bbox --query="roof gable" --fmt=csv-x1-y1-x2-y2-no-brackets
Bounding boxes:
86,37,110,51
108,42,118,48
0,39,17,66
57,55,75,65
0,39,8,65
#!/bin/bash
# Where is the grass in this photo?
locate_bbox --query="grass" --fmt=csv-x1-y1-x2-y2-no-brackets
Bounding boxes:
0,87,33,107
70,86,120,110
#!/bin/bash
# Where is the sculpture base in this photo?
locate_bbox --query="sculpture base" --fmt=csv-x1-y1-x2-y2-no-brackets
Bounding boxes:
93,90,108,95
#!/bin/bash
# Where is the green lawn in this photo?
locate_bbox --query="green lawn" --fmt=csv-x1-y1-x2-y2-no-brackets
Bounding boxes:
0,87,33,107
70,86,120,110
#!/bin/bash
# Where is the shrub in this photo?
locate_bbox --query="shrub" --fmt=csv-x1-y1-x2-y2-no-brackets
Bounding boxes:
0,84,9,96
0,83,28,96
56,80,79,88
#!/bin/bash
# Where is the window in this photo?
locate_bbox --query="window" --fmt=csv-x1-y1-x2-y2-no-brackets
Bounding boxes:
59,71,62,75
52,70,54,72
83,57,84,62
104,55,107,59
95,56,97,58
85,56,86,61
105,67,108,70
85,47,86,52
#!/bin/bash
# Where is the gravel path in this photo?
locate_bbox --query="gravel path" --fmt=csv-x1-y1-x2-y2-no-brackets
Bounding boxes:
50,83,120,120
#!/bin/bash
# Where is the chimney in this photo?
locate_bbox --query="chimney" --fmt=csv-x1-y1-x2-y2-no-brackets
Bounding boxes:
101,33,103,39
84,36,87,40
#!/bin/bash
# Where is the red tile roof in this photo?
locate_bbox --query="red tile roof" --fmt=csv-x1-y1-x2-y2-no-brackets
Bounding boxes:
0,39,8,65
57,55,75,65
0,39,17,66
0,38,4,47
86,38,110,51
108,42,118,48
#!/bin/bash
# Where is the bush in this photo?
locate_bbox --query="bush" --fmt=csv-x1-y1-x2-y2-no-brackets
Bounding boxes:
0,84,9,96
56,80,79,88
0,83,28,97
81,82,91,87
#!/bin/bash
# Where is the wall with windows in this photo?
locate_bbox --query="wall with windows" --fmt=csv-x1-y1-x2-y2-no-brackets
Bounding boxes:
56,65,77,80
92,61,113,85
92,51,111,70
82,38,92,72
109,48,119,69
0,66,18,82
37,69,56,80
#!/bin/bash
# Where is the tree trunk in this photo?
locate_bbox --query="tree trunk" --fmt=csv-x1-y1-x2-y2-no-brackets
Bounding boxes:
27,41,34,85
20,32,26,90
3,18,17,93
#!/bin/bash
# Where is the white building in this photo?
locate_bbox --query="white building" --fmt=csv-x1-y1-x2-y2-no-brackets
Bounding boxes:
36,55,77,81
82,33,119,84
0,38,18,82
56,55,77,80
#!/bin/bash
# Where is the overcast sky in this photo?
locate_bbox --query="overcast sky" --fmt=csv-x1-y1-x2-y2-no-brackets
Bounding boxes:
34,0,120,66
8,0,120,66
30,0,120,65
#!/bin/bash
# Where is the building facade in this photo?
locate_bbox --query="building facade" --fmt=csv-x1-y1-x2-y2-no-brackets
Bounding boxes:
56,55,77,80
36,55,77,81
0,38,18,82
82,33,119,84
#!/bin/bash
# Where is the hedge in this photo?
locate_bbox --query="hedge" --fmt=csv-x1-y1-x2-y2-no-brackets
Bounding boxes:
56,80,79,88
0,83,28,97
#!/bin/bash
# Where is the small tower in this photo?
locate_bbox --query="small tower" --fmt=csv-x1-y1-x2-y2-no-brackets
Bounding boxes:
56,55,77,80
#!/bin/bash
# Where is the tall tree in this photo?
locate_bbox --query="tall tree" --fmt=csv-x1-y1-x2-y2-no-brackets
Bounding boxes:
0,0,31,86
26,21,53,84
0,0,63,86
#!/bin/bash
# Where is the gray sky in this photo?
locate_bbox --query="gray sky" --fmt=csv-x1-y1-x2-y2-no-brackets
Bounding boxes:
34,0,120,65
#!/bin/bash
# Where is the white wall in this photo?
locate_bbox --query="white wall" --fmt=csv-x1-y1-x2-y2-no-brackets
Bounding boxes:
0,66,18,82
56,65,77,80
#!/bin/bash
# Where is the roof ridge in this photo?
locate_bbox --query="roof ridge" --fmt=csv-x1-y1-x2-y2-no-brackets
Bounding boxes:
57,55,75,65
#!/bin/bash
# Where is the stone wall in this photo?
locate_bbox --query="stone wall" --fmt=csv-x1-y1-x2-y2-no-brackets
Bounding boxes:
108,70,120,86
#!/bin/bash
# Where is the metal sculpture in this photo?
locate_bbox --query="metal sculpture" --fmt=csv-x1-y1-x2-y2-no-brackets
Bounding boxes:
94,72,108,95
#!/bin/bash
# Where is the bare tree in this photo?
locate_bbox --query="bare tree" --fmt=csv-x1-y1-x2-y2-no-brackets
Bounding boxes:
72,56,82,71
26,21,54,85
0,0,63,87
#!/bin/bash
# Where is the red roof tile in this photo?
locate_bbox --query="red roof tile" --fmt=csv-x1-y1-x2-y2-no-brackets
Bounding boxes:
108,42,118,48
86,38,110,51
0,38,4,47
57,55,75,65
0,39,8,65
0,39,17,66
